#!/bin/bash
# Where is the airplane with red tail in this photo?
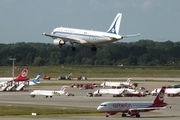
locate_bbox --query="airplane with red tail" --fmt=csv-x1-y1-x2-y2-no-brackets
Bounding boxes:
0,67,29,82
97,86,171,118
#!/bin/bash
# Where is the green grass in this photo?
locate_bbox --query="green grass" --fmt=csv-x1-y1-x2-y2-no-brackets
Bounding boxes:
0,66,180,78
0,105,99,117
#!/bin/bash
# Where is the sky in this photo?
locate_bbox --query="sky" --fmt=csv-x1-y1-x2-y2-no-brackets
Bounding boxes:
0,0,180,44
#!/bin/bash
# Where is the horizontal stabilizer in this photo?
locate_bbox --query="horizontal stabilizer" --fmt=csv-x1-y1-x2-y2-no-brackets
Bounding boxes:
122,33,140,38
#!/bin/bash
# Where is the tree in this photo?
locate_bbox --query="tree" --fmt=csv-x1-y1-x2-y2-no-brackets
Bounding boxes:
32,57,44,66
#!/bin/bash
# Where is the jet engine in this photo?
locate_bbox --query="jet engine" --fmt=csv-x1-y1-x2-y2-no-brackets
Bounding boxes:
53,39,65,47
108,112,117,115
127,110,139,116
106,112,117,117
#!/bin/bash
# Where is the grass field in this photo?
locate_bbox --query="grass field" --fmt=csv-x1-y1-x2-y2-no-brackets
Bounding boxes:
0,66,180,78
0,105,99,117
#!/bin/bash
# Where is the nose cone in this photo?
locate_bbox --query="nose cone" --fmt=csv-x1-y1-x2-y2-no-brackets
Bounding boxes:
93,91,98,94
97,106,101,111
51,31,55,35
97,106,105,111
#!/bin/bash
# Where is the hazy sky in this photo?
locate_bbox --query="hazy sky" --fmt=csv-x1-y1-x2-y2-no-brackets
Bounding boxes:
0,0,180,44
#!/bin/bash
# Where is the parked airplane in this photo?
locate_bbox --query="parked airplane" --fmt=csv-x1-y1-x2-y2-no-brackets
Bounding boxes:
97,86,170,118
94,88,125,96
151,88,180,96
0,72,41,91
30,86,67,98
0,67,29,82
121,90,146,97
19,72,41,86
93,88,145,97
42,13,140,51
100,78,132,88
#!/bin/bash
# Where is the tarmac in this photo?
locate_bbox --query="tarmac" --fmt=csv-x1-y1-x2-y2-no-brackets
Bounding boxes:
0,80,180,120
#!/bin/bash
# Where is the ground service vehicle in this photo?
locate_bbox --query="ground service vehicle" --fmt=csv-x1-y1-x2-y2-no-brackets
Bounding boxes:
42,75,51,80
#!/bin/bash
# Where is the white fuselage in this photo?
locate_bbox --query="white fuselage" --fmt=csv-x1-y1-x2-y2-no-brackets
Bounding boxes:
94,88,135,95
30,90,54,96
94,89,124,95
30,90,65,96
52,27,123,45
100,81,130,87
0,77,16,82
151,88,180,94
97,101,153,112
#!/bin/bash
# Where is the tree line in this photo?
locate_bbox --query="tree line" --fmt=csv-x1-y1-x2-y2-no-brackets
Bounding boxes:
0,40,180,66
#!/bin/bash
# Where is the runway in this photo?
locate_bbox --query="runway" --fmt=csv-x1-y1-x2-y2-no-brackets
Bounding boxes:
0,81,180,120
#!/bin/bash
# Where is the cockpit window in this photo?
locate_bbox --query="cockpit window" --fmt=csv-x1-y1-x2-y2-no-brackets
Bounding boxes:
101,104,107,106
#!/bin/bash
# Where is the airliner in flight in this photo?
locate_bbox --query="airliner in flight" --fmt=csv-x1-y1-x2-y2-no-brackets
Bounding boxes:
0,67,29,82
42,13,140,51
97,86,171,118
30,86,67,98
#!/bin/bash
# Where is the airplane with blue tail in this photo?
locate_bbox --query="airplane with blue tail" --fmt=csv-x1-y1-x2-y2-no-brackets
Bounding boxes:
42,13,140,51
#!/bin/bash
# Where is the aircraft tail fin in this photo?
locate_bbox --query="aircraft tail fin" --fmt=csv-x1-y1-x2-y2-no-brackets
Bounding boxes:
107,13,122,35
33,72,41,83
153,86,166,103
126,78,131,83
14,67,29,81
60,86,67,93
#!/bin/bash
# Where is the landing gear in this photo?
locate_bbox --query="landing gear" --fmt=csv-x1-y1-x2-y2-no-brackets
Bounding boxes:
71,46,76,51
31,95,35,98
136,114,140,117
106,114,109,117
91,46,97,51
122,113,126,117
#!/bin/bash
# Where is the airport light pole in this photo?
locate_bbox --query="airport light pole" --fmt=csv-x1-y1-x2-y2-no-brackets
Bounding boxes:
9,57,16,80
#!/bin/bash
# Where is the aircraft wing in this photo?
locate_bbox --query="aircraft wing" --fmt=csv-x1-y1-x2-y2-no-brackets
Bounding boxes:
129,106,170,112
122,90,131,94
102,35,123,40
119,83,130,86
42,33,87,44
165,90,180,94
111,89,125,95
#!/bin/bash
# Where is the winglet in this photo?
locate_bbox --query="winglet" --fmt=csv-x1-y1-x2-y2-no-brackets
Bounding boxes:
122,33,140,38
